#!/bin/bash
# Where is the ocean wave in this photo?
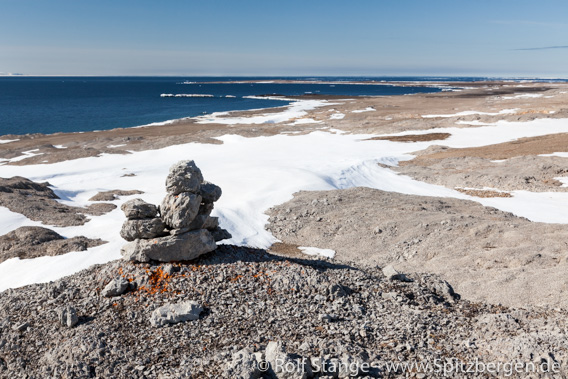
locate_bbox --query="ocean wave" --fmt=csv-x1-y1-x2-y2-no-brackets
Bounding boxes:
160,93,214,98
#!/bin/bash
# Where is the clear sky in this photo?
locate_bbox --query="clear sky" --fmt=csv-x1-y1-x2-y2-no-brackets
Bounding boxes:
1,0,567,77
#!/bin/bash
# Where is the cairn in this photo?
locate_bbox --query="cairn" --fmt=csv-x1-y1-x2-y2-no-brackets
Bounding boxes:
120,160,231,262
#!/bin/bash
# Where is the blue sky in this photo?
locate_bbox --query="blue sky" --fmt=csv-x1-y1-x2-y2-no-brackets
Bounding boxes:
1,0,567,76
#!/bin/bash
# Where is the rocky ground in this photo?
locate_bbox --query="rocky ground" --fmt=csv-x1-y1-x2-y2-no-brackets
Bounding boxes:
266,187,568,308
3,81,568,378
1,245,568,378
0,177,117,226
0,226,104,263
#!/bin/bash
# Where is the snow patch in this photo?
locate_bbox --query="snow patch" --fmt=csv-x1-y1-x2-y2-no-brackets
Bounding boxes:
299,246,336,259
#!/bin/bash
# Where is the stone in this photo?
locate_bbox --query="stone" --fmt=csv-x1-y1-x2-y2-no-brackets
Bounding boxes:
265,341,313,379
120,218,166,241
199,181,222,203
210,227,232,242
382,265,412,282
223,348,262,379
150,301,203,326
121,199,158,220
160,193,202,229
165,160,204,195
56,306,78,328
121,229,217,263
101,278,130,297
186,215,219,231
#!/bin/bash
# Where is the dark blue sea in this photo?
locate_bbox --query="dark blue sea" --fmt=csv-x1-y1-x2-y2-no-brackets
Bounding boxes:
0,76,535,137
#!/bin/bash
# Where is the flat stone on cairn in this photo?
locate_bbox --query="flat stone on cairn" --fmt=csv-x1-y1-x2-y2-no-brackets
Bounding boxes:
120,160,232,263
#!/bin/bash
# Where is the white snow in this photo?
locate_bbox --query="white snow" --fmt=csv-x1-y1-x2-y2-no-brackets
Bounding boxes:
0,139,19,144
196,99,335,125
108,144,127,148
299,246,336,259
501,94,543,100
0,149,43,164
53,145,67,149
422,109,518,118
330,113,345,120
540,152,568,158
2,116,568,291
352,107,376,113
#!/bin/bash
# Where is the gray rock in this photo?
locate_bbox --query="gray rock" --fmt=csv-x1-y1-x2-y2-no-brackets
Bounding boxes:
121,229,217,262
165,160,204,195
223,348,262,379
150,301,203,326
186,215,219,231
121,199,158,220
382,265,412,282
160,193,202,229
56,306,78,328
101,278,130,297
120,218,166,241
265,341,313,379
210,227,232,242
199,181,222,203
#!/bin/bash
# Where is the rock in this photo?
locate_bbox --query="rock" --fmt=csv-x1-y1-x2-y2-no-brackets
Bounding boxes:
202,216,219,230
382,265,412,282
165,160,204,195
120,218,167,241
121,229,217,262
186,215,219,231
160,193,202,229
199,181,222,203
150,301,203,326
265,341,313,379
88,189,144,202
223,348,262,379
210,227,232,242
56,306,78,328
101,278,130,297
121,199,158,219
0,226,105,264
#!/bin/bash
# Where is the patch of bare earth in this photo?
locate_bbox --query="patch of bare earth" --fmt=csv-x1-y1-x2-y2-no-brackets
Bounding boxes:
266,187,568,308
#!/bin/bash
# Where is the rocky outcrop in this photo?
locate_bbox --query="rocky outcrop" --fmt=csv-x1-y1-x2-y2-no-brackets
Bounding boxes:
120,160,231,262
0,226,106,263
0,177,116,226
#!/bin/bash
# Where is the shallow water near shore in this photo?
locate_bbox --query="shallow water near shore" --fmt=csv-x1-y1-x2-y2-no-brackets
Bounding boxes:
0,76,446,136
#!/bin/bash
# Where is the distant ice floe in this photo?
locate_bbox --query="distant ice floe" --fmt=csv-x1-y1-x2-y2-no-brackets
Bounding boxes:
330,113,345,120
501,94,543,100
352,107,376,113
422,109,519,118
0,139,19,144
160,93,214,98
299,246,336,259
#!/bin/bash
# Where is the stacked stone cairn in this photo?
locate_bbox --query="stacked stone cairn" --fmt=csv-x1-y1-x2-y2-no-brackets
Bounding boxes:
120,160,231,262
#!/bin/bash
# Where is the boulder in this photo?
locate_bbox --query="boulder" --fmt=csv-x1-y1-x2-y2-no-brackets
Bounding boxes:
121,199,158,219
382,265,412,282
199,181,222,203
120,218,166,241
165,160,204,195
265,341,313,379
121,229,217,263
150,301,203,326
160,193,202,229
56,306,78,328
101,278,130,297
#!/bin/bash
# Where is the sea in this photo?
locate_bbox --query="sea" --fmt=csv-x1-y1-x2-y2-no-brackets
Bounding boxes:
0,76,561,137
